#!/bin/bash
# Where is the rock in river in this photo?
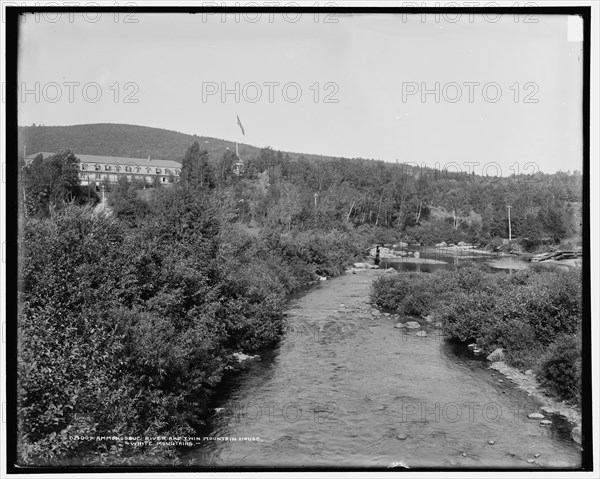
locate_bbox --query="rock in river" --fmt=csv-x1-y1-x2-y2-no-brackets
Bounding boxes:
527,412,544,419
394,322,406,329
404,321,421,329
540,419,552,426
486,348,505,362
415,331,427,337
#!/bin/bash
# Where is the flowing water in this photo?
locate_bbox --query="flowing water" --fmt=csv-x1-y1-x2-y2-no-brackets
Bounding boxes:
183,265,581,469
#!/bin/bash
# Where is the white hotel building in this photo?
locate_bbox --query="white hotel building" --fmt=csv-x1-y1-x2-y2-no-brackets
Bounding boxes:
25,152,182,186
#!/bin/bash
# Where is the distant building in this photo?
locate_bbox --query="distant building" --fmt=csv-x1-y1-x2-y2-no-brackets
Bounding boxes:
232,159,245,176
24,152,182,186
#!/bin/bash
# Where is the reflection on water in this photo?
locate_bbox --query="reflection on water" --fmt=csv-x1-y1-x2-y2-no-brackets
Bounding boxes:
380,248,527,274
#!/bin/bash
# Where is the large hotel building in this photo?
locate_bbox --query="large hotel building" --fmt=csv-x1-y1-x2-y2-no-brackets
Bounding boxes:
25,152,182,186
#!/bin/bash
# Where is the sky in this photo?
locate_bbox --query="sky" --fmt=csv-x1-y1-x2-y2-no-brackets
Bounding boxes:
17,11,584,175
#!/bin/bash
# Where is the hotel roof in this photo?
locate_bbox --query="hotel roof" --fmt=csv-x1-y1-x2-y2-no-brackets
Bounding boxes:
25,152,182,168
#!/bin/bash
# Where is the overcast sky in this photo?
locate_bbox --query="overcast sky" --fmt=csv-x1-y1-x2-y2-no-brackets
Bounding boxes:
18,11,584,175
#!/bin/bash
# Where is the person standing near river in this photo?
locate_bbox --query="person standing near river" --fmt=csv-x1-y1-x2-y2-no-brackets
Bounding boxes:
374,245,381,267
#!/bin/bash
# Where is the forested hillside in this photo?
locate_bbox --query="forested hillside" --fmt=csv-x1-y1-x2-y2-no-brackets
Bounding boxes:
19,123,583,249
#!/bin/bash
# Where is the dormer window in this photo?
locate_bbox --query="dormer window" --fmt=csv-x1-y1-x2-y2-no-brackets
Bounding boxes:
94,164,101,171
156,168,162,174
105,165,111,171
81,163,88,170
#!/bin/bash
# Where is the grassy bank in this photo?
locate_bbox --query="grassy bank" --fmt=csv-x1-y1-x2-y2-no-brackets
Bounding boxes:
370,264,582,405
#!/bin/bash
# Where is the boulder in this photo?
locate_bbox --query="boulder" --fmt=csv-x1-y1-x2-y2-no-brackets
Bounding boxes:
435,241,447,248
540,406,555,414
394,322,406,329
457,241,467,246
540,419,552,426
527,412,544,419
354,262,378,269
232,352,260,363
398,241,408,248
396,433,410,440
416,331,427,337
571,426,581,445
404,321,421,329
486,348,505,362
467,343,478,351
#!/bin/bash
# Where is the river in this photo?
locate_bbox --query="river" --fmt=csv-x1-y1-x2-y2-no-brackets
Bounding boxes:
183,267,582,469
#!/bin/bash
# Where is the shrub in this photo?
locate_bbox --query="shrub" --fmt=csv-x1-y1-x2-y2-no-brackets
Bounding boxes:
370,263,583,404
536,334,582,404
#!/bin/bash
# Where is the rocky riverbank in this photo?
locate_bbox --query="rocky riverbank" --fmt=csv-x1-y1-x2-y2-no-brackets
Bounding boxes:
488,361,582,444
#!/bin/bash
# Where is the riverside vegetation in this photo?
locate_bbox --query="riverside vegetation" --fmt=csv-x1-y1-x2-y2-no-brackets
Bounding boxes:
16,135,583,465
371,264,583,405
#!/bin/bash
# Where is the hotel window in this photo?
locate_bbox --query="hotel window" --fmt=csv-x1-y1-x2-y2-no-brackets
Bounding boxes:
125,166,132,173
95,164,101,171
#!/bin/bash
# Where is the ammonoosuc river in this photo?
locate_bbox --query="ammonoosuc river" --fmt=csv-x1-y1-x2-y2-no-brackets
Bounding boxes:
183,259,581,469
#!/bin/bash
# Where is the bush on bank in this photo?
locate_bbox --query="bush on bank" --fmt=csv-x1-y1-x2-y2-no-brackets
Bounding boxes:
370,264,582,404
17,185,368,465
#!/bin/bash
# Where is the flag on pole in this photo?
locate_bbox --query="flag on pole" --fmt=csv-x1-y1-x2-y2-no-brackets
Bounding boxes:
236,115,245,136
